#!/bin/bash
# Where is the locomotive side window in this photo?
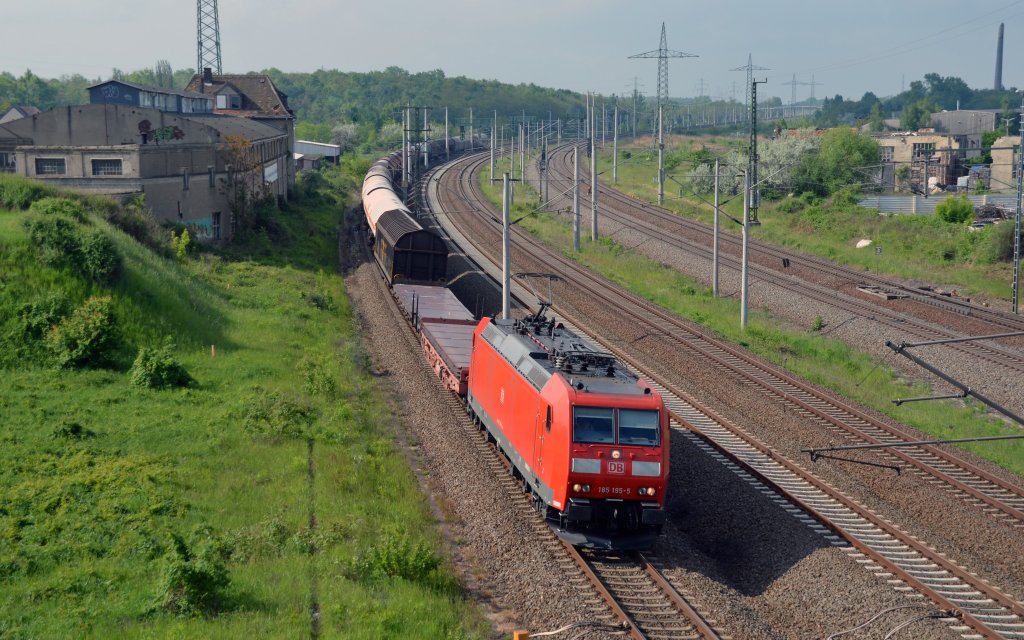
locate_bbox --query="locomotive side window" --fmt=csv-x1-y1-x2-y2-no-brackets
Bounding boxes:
618,409,660,446
573,407,614,444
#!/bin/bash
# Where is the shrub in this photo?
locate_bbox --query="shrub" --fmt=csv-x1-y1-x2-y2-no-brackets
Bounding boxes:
22,213,80,265
22,214,121,283
776,196,806,214
0,174,55,209
979,222,1020,263
105,198,166,254
297,354,338,397
935,195,974,224
301,290,335,311
156,532,230,615
77,227,121,282
242,387,317,440
170,228,191,259
51,421,96,440
831,186,863,208
129,338,194,389
28,196,88,222
17,291,72,340
46,296,117,368
351,534,440,584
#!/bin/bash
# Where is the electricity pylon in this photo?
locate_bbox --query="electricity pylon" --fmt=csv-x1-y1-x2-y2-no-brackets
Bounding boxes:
197,0,223,74
629,22,697,110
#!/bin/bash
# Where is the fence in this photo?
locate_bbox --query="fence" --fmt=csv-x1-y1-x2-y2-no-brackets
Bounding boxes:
857,194,1019,214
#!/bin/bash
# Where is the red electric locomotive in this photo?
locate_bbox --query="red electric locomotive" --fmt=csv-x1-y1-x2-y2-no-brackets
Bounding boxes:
467,304,668,549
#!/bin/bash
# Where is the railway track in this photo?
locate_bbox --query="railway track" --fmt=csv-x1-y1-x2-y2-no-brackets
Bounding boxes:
566,547,723,639
546,143,1024,338
367,189,723,639
429,152,1024,639
543,144,1024,379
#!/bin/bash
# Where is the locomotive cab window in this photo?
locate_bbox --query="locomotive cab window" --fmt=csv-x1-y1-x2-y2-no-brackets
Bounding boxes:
618,409,660,447
572,407,614,444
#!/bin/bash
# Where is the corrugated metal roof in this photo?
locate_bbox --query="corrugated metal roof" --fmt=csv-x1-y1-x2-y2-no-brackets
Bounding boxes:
88,80,210,100
186,115,285,141
376,209,423,246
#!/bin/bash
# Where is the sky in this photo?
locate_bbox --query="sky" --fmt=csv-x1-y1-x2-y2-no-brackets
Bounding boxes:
5,0,1024,104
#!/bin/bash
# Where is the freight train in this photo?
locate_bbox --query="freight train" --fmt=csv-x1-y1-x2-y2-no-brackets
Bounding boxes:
361,145,669,549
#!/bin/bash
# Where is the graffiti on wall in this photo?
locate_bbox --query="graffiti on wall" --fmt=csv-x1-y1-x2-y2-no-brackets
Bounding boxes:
138,120,184,143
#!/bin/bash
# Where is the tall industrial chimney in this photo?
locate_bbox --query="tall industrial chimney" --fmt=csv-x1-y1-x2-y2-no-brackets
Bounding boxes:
995,23,1005,91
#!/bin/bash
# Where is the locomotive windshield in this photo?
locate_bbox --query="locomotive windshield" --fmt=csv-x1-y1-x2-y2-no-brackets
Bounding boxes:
619,409,661,446
572,407,615,444
572,407,661,446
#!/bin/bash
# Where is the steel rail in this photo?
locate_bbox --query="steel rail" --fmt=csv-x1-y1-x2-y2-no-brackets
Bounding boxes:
432,152,1024,638
443,152,1024,525
545,144,1024,376
547,143,1024,336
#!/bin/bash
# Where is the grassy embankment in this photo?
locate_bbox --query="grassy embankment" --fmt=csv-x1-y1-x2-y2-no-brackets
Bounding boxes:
0,171,487,639
480,166,1023,477
598,137,1015,301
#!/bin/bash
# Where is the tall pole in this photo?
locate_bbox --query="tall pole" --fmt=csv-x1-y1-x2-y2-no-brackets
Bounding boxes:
591,111,599,241
602,102,607,148
444,107,449,161
401,105,409,194
490,125,496,184
519,123,525,186
586,93,591,140
557,118,561,145
626,83,634,139
713,159,720,297
573,145,581,251
469,108,474,151
657,104,665,205
741,171,750,329
613,106,619,184
542,137,549,203
1014,97,1023,313
422,107,430,170
502,173,511,320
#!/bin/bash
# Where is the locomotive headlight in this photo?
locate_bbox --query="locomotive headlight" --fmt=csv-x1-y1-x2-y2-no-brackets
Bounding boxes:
573,483,582,492
647,487,656,496
638,487,646,496
611,449,621,459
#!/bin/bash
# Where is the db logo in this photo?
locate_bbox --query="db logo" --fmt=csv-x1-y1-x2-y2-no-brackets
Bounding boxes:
607,461,625,474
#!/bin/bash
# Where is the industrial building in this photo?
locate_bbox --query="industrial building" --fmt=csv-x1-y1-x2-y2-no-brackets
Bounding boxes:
0,97,290,242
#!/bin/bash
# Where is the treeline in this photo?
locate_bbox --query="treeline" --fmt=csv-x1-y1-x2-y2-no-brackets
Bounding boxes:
0,62,197,115
810,73,1021,133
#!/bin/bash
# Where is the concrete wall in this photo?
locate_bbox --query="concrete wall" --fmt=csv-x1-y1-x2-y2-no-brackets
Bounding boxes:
990,135,1018,192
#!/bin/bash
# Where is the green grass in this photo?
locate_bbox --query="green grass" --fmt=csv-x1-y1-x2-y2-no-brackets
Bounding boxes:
482,171,1024,477
598,138,1015,301
0,174,487,639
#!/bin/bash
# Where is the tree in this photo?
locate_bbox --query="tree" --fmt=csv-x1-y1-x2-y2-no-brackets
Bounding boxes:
869,103,885,132
759,131,819,195
900,99,935,131
154,60,174,89
219,135,270,236
330,123,359,153
792,128,880,196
